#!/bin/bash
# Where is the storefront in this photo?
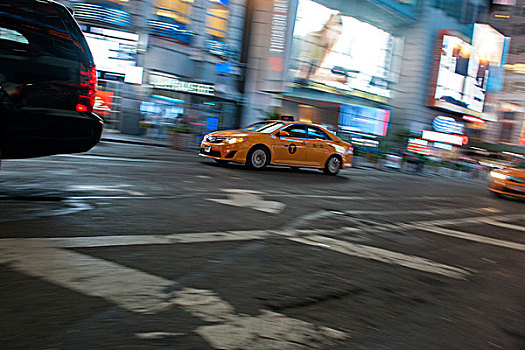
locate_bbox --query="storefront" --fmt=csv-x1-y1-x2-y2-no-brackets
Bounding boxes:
140,71,239,145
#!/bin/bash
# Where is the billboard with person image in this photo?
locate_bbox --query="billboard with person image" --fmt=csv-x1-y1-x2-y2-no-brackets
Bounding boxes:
289,0,395,98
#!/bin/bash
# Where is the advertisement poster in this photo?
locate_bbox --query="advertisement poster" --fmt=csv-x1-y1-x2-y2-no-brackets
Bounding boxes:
84,30,139,75
339,104,390,136
290,0,394,98
430,25,506,115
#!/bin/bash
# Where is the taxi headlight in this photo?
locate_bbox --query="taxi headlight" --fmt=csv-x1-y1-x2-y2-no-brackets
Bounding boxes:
226,137,246,144
490,171,507,180
334,145,345,153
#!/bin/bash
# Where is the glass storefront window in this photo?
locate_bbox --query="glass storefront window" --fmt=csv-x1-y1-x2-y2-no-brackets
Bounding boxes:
206,1,229,40
154,0,193,26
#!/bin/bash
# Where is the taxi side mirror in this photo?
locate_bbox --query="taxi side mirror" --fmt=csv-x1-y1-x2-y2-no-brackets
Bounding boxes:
277,130,290,137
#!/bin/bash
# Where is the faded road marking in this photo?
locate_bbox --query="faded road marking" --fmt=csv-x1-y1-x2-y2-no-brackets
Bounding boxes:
482,219,525,232
135,332,185,340
0,243,347,349
415,225,525,252
288,235,471,279
196,310,348,350
0,245,175,314
207,189,285,214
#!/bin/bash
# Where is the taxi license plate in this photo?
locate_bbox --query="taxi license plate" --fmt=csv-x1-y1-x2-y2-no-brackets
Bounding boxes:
508,184,525,193
204,146,211,153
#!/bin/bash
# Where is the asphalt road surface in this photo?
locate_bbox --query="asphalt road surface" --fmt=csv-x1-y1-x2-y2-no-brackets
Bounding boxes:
1,141,524,350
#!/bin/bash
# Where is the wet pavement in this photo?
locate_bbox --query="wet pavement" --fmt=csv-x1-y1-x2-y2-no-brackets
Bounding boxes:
1,141,524,349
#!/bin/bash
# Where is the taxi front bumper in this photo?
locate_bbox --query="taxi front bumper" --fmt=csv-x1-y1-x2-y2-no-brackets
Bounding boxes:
487,177,525,198
199,141,249,163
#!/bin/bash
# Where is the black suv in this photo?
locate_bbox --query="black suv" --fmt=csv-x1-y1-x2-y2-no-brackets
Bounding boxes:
0,0,103,159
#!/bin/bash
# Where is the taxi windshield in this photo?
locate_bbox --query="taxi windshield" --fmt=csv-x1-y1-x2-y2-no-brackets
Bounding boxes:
515,162,525,169
241,121,285,133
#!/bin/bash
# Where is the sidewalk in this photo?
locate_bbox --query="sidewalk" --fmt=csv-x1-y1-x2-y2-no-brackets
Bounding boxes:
100,130,169,147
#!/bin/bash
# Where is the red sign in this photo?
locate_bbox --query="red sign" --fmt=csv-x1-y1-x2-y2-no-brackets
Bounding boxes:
519,136,525,145
93,90,113,116
268,57,284,72
463,115,485,123
408,139,431,155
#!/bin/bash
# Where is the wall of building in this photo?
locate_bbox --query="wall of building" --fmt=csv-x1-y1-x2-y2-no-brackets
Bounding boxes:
484,0,525,146
60,0,246,134
390,1,473,136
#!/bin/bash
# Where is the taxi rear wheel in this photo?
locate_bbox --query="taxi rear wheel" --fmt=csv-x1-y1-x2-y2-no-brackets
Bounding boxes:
324,155,341,175
246,146,269,170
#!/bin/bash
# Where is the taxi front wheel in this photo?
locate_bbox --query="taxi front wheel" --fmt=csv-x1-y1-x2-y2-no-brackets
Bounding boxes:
246,146,269,170
324,155,341,175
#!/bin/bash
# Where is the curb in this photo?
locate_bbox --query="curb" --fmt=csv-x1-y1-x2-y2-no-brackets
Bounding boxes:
100,137,169,148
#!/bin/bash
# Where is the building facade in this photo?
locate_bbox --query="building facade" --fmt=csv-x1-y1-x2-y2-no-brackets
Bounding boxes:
483,0,525,148
241,0,500,152
60,0,246,140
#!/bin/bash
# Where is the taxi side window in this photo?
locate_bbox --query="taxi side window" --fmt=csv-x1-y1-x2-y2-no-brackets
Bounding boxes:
282,124,308,138
307,126,331,140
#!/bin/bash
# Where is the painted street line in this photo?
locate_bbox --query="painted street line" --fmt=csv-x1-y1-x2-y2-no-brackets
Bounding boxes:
68,184,146,196
0,231,273,249
335,213,525,235
288,235,471,279
284,207,506,231
135,332,185,340
0,224,470,280
482,219,525,232
0,243,347,349
59,154,175,163
0,244,176,314
337,207,500,217
264,194,465,201
402,213,525,228
415,225,525,252
207,189,286,214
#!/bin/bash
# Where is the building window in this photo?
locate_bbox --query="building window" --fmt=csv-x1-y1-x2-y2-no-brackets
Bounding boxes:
154,0,193,26
206,0,229,41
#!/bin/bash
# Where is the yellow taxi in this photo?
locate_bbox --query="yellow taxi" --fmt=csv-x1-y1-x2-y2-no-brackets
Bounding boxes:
487,161,525,198
199,120,353,175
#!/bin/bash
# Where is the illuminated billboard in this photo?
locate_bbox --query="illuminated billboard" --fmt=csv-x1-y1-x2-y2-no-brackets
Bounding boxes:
429,26,506,115
339,104,390,136
290,0,394,98
84,29,139,75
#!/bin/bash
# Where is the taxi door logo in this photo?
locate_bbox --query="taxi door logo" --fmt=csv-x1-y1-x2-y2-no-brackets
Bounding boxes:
288,143,297,154
94,90,113,116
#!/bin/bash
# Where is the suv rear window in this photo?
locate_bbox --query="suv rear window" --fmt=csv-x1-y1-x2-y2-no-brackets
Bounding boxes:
0,0,91,63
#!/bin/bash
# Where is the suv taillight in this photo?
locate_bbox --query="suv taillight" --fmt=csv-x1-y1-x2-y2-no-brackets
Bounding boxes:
77,66,97,112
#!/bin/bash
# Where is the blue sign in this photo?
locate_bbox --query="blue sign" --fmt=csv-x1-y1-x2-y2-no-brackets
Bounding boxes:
487,37,511,92
216,61,233,75
149,19,193,45
206,116,219,131
432,116,463,134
